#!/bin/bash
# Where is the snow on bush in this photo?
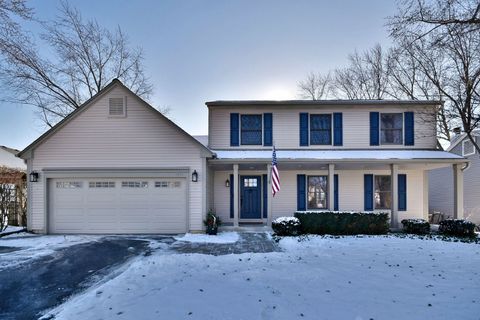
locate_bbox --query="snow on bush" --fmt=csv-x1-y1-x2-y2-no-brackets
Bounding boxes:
272,217,301,236
439,219,476,238
401,219,430,235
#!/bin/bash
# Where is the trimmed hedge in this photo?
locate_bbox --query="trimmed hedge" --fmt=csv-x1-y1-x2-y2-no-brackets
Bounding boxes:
401,219,430,235
294,211,389,235
439,219,476,237
271,217,301,236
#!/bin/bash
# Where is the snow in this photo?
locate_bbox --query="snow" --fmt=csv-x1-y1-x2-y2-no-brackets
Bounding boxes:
174,232,239,244
0,234,103,269
0,225,25,235
273,217,300,224
212,149,464,160
47,235,479,320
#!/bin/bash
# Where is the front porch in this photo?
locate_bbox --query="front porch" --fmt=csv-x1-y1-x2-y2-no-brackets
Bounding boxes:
207,150,468,228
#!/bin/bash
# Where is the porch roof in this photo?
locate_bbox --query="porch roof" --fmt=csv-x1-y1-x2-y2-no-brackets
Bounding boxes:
210,149,466,163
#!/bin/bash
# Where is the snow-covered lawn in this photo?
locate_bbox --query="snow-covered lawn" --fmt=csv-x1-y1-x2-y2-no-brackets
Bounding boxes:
0,225,25,235
0,233,103,269
46,235,480,320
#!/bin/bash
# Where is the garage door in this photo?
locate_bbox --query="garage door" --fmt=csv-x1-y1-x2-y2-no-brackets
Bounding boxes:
48,177,187,234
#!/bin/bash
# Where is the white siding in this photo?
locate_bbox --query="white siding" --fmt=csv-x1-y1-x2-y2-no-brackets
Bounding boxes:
213,169,426,224
208,105,437,150
29,85,207,232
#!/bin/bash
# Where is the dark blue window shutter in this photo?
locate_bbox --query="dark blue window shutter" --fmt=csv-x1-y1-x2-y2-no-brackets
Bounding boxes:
230,113,239,146
297,174,306,211
264,113,273,146
229,174,234,218
333,113,343,146
299,113,309,146
404,112,414,146
334,174,339,211
263,174,268,218
364,174,374,211
370,112,380,146
398,174,407,211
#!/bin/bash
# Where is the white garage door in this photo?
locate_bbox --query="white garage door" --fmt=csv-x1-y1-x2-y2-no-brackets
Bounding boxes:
49,177,187,234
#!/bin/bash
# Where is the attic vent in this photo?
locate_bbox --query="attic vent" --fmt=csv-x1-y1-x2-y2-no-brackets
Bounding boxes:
109,97,125,116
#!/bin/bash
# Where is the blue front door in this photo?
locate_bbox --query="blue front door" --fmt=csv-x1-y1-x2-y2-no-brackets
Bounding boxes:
240,176,262,219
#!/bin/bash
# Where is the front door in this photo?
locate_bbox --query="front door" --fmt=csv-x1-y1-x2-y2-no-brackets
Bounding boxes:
240,176,262,219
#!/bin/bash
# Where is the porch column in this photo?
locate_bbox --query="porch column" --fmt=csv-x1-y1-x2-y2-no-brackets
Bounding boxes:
233,164,239,227
390,164,399,228
328,164,335,211
423,171,429,220
453,164,464,219
267,163,273,226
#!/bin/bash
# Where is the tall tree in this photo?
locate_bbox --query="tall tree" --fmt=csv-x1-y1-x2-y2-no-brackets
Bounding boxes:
333,44,392,100
388,0,480,152
0,1,152,127
297,72,332,100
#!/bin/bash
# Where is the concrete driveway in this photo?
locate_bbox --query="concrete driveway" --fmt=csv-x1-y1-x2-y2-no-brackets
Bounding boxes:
0,237,152,320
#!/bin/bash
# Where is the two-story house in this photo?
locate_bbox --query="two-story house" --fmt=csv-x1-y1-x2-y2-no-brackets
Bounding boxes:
17,79,467,234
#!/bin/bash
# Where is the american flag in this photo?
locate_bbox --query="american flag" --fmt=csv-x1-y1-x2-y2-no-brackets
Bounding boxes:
271,146,280,196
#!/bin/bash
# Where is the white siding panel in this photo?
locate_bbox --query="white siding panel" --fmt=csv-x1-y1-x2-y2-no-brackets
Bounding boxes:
208,105,437,150
30,85,206,232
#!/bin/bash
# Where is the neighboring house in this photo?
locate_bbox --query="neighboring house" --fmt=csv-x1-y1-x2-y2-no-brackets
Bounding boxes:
0,146,26,170
429,130,480,224
17,79,467,234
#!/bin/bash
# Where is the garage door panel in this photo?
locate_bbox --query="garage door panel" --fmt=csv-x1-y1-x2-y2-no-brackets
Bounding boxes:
49,177,187,234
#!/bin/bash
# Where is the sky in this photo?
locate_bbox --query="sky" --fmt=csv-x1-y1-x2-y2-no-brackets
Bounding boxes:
0,0,396,150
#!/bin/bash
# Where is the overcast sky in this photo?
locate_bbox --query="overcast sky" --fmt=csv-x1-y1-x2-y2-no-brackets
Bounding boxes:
0,0,396,150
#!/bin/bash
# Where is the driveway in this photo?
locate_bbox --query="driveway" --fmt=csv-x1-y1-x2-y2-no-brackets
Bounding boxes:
0,237,152,320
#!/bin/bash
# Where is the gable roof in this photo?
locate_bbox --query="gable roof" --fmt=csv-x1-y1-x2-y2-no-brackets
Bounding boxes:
206,99,442,107
446,129,480,152
1,145,20,155
18,79,213,159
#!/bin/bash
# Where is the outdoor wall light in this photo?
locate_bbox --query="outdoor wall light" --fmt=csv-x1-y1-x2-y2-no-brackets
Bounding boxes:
191,170,198,182
225,179,230,188
29,171,39,183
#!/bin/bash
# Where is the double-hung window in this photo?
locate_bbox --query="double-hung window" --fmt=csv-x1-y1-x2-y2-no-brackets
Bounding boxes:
374,175,391,209
380,113,403,144
241,114,262,145
307,176,328,209
310,114,332,145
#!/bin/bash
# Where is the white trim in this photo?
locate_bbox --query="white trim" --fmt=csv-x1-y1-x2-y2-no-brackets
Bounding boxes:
308,112,334,146
462,139,476,157
240,113,263,146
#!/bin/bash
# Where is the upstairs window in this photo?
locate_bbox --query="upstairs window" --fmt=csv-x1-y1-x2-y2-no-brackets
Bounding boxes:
380,113,403,144
109,97,126,117
374,175,391,209
462,139,475,157
241,115,262,145
310,114,332,145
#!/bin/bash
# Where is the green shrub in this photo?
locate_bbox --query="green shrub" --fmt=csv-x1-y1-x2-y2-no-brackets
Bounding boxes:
294,211,389,235
439,219,476,237
272,217,301,236
401,219,430,235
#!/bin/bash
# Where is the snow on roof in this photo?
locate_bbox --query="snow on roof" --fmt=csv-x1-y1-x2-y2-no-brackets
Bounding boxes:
211,149,465,161
193,135,208,147
206,100,442,107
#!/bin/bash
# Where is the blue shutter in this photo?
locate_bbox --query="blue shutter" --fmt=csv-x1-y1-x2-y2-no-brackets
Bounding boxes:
333,113,343,146
370,112,380,146
229,174,234,218
230,113,239,146
263,174,268,218
263,113,273,146
398,174,407,211
404,112,414,146
299,113,309,146
364,174,374,211
334,174,339,211
297,174,306,211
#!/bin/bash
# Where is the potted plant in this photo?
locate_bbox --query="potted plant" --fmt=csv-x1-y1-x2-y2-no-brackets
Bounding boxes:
204,210,222,235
